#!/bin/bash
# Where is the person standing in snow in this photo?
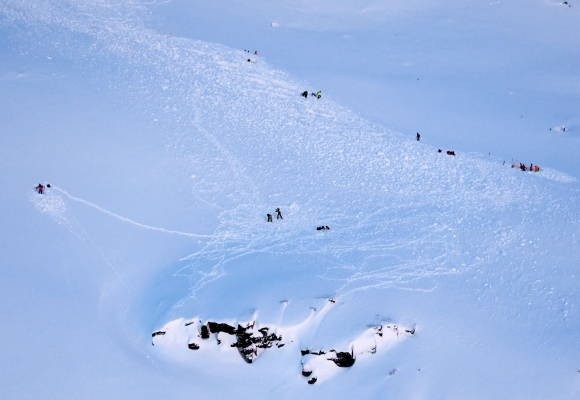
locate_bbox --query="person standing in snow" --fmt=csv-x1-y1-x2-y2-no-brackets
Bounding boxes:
275,208,283,219
254,50,258,55
36,184,44,194
416,132,420,141
317,91,321,99
267,214,273,222
301,91,308,98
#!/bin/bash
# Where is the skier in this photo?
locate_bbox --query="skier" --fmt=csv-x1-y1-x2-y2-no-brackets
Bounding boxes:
317,91,321,99
416,132,420,141
36,184,44,194
275,208,283,219
267,214,273,222
301,91,308,98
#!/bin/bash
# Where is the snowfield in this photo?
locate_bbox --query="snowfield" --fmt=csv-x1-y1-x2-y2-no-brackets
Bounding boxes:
1,0,579,398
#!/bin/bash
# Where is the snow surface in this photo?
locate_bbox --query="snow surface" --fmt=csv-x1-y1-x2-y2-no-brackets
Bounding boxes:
1,0,579,398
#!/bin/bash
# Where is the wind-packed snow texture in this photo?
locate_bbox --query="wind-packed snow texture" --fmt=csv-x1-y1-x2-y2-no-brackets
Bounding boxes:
1,1,579,399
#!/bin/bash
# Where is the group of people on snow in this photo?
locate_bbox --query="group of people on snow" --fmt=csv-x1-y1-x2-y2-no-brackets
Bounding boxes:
244,49,258,63
266,208,330,231
301,91,322,99
267,208,283,222
35,183,50,194
418,132,457,155
513,163,540,172
420,133,541,173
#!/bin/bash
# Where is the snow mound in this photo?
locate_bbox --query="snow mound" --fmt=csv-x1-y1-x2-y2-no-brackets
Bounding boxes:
153,301,414,384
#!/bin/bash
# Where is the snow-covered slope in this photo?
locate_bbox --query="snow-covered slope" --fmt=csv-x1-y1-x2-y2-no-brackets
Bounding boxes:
1,1,579,398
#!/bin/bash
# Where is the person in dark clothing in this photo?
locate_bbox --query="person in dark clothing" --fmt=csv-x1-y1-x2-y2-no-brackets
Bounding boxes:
275,208,283,219
267,214,273,222
36,184,44,194
301,91,308,98
416,132,420,141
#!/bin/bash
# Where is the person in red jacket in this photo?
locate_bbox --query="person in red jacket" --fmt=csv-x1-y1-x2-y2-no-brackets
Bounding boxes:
36,184,44,194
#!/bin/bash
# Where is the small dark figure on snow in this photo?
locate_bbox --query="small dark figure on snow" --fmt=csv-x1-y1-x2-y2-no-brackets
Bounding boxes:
36,184,44,194
530,164,533,171
267,214,273,222
416,132,420,141
301,91,308,98
317,226,330,231
317,91,321,99
446,151,455,156
46,184,51,188
520,163,526,171
254,50,258,55
275,208,283,219
438,149,442,153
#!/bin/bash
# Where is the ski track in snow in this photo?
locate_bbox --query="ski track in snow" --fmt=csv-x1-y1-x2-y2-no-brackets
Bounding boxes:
51,186,214,239
8,0,579,338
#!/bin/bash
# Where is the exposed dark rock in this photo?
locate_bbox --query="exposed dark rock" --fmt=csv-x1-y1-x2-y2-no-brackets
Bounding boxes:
332,350,355,367
311,350,326,355
200,325,210,339
208,322,236,335
277,343,285,348
307,377,317,384
188,343,200,350
185,321,194,326
302,369,312,377
301,349,310,356
405,328,416,335
152,330,166,337
229,324,282,363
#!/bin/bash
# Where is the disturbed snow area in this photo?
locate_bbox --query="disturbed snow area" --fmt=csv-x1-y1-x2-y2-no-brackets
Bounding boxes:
1,0,579,398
